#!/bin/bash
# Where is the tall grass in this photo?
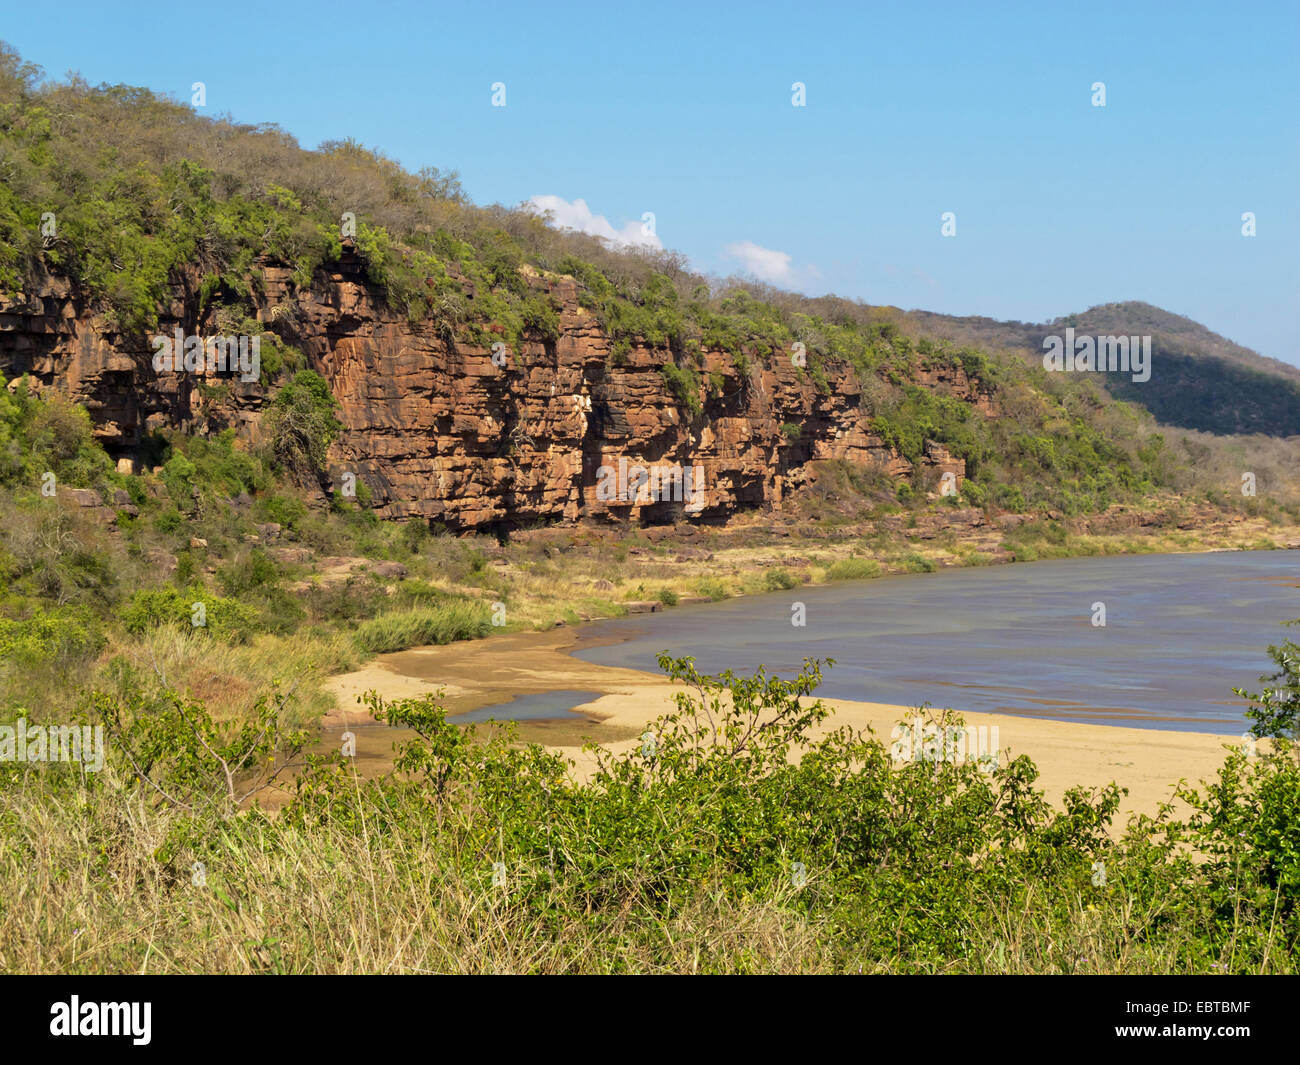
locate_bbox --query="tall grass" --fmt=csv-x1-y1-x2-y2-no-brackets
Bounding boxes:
352,603,493,654
2,653,1293,975
823,558,881,581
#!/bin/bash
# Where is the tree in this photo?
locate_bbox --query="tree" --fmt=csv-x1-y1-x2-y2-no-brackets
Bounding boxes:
262,369,341,479
1236,621,1300,742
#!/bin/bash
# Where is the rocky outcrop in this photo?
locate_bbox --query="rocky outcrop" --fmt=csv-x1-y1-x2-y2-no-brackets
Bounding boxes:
0,255,994,532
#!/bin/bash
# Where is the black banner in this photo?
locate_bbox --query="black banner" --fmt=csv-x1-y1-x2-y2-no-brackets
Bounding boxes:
1,975,1289,1052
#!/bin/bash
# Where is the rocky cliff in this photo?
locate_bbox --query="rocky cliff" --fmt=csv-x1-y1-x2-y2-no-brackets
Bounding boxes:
0,254,988,532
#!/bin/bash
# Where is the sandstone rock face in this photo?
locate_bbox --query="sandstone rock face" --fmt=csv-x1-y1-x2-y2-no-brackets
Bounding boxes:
0,256,992,531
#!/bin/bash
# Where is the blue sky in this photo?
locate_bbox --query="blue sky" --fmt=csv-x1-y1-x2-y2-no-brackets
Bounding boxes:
3,0,1297,363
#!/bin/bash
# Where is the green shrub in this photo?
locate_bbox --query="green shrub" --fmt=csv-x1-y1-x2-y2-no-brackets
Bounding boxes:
3,624,1300,973
824,558,881,581
520,295,561,342
0,605,105,665
0,378,117,491
695,577,729,601
254,494,308,529
153,508,183,534
276,654,1129,970
168,430,267,499
1176,746,1300,930
121,586,258,644
161,453,197,508
400,520,429,555
303,575,387,623
660,362,702,414
217,549,280,597
764,568,799,591
391,579,448,608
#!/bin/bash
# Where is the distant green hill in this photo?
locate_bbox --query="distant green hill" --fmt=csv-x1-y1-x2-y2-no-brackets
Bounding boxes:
906,302,1300,438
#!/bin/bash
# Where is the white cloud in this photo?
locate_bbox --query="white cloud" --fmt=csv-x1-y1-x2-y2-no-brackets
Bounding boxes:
527,195,662,250
723,240,793,284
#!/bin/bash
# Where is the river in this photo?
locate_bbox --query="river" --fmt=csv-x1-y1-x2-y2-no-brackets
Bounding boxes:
565,550,1300,734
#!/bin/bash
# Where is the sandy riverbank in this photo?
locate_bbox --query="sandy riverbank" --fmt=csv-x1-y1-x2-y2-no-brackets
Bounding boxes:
321,625,1244,826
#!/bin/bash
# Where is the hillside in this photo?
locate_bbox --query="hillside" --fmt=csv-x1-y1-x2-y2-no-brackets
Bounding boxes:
0,43,1229,532
907,302,1300,437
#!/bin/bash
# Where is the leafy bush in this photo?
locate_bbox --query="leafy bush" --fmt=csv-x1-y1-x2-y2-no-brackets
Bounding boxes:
391,579,448,608
275,655,1131,969
166,430,267,499
0,605,105,665
254,494,308,529
161,453,198,508
120,586,258,644
1236,621,1300,741
764,568,799,591
0,376,118,491
88,672,308,815
1174,747,1300,936
899,552,936,573
660,362,702,414
216,548,280,597
695,577,729,601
